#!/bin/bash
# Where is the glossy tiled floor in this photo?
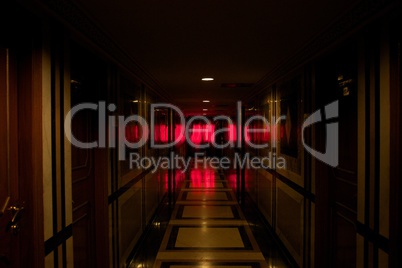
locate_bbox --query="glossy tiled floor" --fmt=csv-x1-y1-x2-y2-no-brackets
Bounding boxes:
153,164,265,268
128,162,291,268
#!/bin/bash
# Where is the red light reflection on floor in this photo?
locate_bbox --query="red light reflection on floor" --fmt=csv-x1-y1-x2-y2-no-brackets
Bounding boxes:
227,173,237,190
189,169,216,188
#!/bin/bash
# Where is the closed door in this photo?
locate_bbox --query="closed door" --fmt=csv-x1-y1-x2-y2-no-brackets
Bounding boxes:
71,111,96,267
70,76,96,267
315,44,358,267
70,43,109,267
0,47,21,267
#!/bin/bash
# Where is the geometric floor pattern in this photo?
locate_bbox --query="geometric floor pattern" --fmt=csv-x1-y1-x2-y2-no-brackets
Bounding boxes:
153,164,268,268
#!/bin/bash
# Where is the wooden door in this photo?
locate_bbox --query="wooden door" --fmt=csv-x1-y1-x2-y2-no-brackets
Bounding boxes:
70,43,109,267
70,68,96,268
315,44,358,267
0,46,20,268
0,17,43,264
71,106,96,267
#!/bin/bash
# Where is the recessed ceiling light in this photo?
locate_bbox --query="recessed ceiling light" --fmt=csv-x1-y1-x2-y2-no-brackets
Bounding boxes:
132,100,139,103
203,100,210,103
203,109,208,111
202,78,214,81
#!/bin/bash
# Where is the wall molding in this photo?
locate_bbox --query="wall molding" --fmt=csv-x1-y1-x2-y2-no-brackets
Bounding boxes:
44,225,73,256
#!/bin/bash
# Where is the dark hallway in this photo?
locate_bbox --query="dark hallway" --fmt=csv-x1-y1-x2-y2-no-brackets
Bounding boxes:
1,0,402,267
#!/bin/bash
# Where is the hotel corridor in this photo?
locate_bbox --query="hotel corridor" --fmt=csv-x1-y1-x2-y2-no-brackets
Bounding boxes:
1,1,402,267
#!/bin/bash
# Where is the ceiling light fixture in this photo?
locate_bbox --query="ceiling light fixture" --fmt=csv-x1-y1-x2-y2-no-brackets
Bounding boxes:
203,109,208,111
203,100,210,103
201,78,214,81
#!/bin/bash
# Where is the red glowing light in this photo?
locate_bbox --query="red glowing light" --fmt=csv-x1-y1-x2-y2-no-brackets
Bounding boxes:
125,125,139,143
160,124,168,143
229,124,237,142
154,124,160,142
174,124,185,144
204,124,215,143
190,124,202,144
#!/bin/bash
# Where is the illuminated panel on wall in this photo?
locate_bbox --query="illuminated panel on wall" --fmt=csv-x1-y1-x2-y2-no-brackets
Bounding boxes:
204,124,215,143
125,125,139,143
245,126,251,143
244,122,274,145
154,124,160,143
227,124,251,143
160,124,168,143
229,124,237,142
175,124,185,145
190,124,202,145
153,124,168,143
280,125,285,140
261,124,271,142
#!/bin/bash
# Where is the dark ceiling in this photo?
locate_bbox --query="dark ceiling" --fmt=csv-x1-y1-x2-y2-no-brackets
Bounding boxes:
72,0,361,115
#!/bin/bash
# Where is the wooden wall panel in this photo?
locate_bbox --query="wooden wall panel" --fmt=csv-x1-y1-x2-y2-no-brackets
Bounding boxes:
119,183,142,261
145,173,160,223
257,170,273,225
276,181,304,266
379,25,390,238
246,169,258,203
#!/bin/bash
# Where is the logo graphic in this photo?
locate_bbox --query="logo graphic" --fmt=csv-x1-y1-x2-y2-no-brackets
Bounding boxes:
301,100,339,167
64,100,340,170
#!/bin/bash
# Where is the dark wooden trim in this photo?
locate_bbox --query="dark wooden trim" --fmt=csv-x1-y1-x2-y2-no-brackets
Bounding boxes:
389,17,402,268
17,16,45,268
44,225,73,256
373,28,381,268
108,167,154,204
356,221,390,253
2,37,21,268
273,171,316,202
31,20,46,268
59,36,66,231
50,26,59,267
